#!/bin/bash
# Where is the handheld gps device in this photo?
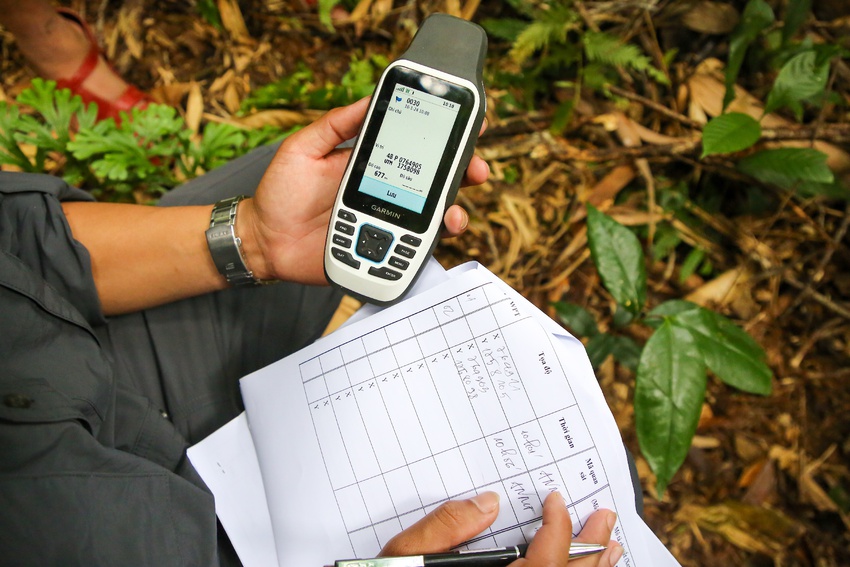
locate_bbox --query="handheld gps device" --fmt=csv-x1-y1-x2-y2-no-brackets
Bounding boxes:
323,13,487,305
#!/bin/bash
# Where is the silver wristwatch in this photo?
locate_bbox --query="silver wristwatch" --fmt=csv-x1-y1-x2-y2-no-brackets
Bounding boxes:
205,195,257,286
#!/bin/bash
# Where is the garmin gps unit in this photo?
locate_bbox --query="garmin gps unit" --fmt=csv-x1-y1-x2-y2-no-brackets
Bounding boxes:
323,13,487,305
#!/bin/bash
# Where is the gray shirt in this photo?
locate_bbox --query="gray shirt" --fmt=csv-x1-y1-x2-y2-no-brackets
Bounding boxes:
0,172,218,566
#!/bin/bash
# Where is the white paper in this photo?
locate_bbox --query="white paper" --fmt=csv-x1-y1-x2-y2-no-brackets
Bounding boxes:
239,263,680,566
186,413,278,567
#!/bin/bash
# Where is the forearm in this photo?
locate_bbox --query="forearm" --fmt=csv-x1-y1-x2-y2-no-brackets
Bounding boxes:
61,201,238,315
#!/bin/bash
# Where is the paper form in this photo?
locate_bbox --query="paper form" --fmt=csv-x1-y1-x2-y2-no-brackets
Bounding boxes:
240,264,679,566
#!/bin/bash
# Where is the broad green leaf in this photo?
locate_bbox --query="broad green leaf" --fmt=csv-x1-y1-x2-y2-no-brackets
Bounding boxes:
636,320,706,497
586,333,641,371
552,301,598,337
612,335,642,373
648,300,701,323
586,333,617,370
701,112,762,157
764,50,829,117
672,309,772,395
586,205,647,315
724,0,774,110
738,148,833,190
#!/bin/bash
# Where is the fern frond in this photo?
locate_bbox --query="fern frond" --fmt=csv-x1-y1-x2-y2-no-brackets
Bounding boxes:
509,5,580,65
583,31,669,85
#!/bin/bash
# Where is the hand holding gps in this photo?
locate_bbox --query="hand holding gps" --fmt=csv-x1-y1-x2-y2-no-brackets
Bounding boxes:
323,13,487,305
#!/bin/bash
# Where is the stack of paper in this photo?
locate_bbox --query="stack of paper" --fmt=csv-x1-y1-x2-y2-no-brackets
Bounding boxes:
189,262,680,566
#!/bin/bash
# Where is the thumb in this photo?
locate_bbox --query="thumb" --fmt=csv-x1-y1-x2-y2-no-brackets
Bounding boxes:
379,492,500,557
289,96,370,159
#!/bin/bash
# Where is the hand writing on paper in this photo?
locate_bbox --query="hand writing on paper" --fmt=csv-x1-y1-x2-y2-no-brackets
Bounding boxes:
379,491,624,566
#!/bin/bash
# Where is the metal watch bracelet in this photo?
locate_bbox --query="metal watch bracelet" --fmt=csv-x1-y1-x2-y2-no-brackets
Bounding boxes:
205,195,258,286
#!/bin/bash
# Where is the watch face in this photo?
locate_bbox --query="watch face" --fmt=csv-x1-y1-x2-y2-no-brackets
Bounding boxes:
342,64,477,233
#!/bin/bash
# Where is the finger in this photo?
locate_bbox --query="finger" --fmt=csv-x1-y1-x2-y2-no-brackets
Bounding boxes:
287,97,371,159
572,510,622,567
461,155,490,187
518,491,573,566
442,205,469,237
380,492,500,557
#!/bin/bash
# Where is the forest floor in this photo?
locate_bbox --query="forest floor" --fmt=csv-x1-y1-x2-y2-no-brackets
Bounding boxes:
2,1,849,565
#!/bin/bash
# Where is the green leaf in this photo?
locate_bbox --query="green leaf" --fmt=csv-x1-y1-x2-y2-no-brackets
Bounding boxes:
764,50,829,117
0,102,35,171
648,300,701,322
671,309,772,395
679,248,705,283
586,205,647,315
552,301,598,337
586,333,617,370
612,335,642,373
636,320,706,497
586,333,641,371
738,147,834,190
782,0,811,46
194,122,246,172
480,18,529,42
701,112,762,157
724,0,775,110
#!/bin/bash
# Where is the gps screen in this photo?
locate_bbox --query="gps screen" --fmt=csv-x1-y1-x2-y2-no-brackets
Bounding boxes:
356,82,461,214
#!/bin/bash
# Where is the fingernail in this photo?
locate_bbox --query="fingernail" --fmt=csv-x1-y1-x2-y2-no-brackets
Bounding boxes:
470,491,499,514
608,544,624,566
606,512,618,532
459,210,469,231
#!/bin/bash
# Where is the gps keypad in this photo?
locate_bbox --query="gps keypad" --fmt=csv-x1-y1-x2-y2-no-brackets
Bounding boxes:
356,225,393,263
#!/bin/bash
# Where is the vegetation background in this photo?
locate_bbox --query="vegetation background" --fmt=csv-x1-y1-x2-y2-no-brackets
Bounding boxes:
1,1,849,565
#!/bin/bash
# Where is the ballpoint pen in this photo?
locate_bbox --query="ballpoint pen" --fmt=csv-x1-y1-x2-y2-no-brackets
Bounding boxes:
334,542,607,566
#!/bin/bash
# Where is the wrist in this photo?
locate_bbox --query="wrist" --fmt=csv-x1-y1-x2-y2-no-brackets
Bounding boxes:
234,197,275,282
205,196,276,285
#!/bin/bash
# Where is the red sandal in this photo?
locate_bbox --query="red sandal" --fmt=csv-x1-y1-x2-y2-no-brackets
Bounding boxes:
54,8,152,123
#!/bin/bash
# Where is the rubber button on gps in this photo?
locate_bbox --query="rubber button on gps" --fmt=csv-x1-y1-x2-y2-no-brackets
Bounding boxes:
332,234,352,248
400,234,422,247
335,221,355,236
337,210,357,223
368,266,402,281
356,225,394,262
394,244,416,259
388,256,409,270
332,247,361,269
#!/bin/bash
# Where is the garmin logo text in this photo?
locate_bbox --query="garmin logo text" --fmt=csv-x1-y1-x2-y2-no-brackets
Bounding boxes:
371,205,401,219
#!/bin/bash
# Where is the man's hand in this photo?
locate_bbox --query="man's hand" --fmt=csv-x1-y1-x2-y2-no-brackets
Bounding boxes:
240,97,489,284
380,491,624,567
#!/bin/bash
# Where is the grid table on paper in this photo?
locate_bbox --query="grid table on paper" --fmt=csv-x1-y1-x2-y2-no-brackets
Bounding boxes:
300,282,625,558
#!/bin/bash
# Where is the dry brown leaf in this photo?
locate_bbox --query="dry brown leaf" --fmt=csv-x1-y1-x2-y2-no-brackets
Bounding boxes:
500,191,540,249
462,0,482,20
571,165,636,222
682,1,740,35
185,82,204,134
217,0,252,42
684,267,760,319
207,109,322,130
676,501,804,556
